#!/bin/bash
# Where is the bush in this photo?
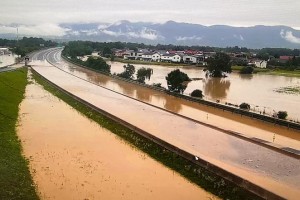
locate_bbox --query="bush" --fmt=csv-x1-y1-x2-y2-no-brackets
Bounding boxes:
191,89,203,98
277,111,288,119
239,102,250,110
240,66,254,74
152,83,163,88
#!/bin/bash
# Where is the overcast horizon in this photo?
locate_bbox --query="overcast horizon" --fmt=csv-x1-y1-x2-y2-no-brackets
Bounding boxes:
1,0,300,36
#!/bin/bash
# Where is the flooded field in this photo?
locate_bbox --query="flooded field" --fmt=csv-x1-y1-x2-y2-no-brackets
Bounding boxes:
0,54,17,67
109,62,300,121
17,75,217,199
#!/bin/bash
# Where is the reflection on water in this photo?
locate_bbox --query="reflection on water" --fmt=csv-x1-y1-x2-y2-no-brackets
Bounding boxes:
136,88,151,102
203,78,231,100
239,74,253,80
164,97,182,113
113,79,135,96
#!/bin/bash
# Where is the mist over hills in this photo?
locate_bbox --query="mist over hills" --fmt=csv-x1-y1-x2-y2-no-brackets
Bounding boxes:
1,21,300,49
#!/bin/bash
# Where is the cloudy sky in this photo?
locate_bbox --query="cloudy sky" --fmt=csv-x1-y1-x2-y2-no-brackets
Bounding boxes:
1,0,300,36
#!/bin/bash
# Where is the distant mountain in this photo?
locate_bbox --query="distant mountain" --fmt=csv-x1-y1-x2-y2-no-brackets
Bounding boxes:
2,21,300,48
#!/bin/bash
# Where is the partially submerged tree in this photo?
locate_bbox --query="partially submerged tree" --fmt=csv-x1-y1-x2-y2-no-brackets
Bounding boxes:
166,69,191,93
190,89,203,98
277,111,288,119
117,64,135,79
136,67,153,83
239,102,250,110
85,57,111,73
207,52,232,77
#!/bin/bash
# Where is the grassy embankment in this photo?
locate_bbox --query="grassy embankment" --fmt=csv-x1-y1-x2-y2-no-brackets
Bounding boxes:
232,65,300,77
32,70,262,200
0,68,39,199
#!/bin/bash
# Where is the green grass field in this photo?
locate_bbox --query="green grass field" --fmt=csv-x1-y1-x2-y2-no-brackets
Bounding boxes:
232,65,300,77
0,68,38,200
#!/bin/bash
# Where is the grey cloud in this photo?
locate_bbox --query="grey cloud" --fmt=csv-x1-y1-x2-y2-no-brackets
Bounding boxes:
281,30,300,44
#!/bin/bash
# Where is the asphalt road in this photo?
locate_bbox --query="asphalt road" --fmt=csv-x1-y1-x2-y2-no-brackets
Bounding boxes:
30,48,300,199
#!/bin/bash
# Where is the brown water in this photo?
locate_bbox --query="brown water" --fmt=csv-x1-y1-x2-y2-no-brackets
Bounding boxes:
31,63,300,200
109,62,300,121
0,54,17,67
17,74,217,200
42,49,300,150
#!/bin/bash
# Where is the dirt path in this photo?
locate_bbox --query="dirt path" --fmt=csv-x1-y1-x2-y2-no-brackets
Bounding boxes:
17,79,217,199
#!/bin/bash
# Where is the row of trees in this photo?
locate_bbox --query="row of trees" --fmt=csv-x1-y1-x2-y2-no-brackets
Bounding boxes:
61,40,300,59
0,37,57,57
116,64,153,84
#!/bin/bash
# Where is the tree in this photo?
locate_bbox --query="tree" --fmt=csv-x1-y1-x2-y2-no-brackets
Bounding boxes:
166,69,191,93
117,64,135,79
277,111,288,119
102,46,112,57
136,67,153,83
191,89,203,98
207,52,232,77
85,57,111,73
239,103,250,110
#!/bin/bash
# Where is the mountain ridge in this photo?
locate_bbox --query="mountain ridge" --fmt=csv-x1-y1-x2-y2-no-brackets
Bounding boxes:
1,21,300,48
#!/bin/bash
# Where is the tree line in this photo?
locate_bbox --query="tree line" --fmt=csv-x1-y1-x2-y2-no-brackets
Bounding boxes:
61,41,300,57
0,37,57,57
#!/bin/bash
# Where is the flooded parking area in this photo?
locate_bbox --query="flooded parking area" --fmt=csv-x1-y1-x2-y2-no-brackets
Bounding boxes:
17,75,217,199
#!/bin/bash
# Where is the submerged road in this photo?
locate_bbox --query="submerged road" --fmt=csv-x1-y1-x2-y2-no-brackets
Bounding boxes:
30,48,300,199
39,49,300,151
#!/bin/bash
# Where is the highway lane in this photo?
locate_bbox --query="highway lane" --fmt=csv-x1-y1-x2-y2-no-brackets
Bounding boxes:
31,48,300,199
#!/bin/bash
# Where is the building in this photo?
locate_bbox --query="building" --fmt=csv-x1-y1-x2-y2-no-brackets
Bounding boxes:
151,53,161,62
141,52,153,61
279,56,294,61
171,54,182,63
125,51,143,60
0,48,10,55
254,60,267,68
183,55,197,64
161,54,173,62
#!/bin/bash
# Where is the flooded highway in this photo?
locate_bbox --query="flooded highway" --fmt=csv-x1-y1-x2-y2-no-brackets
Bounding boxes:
30,48,300,199
40,48,300,151
17,75,217,199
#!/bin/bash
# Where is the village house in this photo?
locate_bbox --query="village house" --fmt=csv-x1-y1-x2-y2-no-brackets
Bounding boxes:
161,54,182,63
141,52,153,61
125,50,143,60
254,60,267,68
151,53,161,62
279,56,294,61
183,55,197,64
171,54,182,63
114,49,130,58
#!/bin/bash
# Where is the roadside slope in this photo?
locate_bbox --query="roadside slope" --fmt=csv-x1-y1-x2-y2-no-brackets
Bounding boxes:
0,68,38,199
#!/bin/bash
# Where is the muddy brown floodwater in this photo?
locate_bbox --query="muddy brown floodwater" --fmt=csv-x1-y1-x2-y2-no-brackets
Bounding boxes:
43,49,300,150
17,75,218,199
109,61,300,121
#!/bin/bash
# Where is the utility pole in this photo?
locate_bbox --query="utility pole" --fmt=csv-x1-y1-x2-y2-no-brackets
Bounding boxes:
17,27,19,43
